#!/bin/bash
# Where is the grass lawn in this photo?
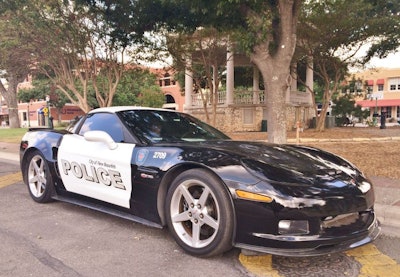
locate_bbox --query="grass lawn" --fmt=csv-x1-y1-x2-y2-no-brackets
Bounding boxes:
0,128,28,143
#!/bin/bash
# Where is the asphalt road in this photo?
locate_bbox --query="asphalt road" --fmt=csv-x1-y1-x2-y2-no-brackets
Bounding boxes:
0,172,246,276
1,159,399,277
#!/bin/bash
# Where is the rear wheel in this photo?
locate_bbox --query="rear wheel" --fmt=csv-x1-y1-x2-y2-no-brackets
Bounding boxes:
25,151,54,203
165,169,234,257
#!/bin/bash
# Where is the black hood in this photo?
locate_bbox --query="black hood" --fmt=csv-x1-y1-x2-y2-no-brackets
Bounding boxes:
200,140,360,180
197,140,374,213
193,140,370,194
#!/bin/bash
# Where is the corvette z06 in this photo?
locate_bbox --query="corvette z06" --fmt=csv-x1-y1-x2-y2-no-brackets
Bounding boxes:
20,107,380,257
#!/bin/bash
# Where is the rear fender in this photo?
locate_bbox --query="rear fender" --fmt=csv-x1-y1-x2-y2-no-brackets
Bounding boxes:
20,130,65,183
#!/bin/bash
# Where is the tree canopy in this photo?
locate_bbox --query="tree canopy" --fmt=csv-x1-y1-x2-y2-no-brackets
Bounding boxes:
84,0,303,143
2,0,399,138
295,0,400,130
0,4,36,127
1,0,136,114
112,68,164,108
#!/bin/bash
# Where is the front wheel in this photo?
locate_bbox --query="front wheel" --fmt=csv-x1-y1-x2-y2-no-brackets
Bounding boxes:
24,151,54,203
165,169,234,257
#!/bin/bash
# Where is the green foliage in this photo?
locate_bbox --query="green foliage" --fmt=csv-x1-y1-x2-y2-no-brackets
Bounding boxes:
297,0,400,68
332,95,356,117
113,68,164,107
294,0,400,131
138,88,165,108
341,76,366,94
17,68,164,109
81,0,291,56
332,94,369,125
362,0,400,60
17,77,69,109
1,0,136,112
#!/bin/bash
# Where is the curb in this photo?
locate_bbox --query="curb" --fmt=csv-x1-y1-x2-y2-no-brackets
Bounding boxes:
0,152,19,163
287,136,400,143
375,204,400,229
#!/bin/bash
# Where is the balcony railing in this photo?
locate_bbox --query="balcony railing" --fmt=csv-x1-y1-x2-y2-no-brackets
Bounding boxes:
191,90,265,107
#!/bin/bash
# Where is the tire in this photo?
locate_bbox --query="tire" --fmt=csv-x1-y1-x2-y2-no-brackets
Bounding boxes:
165,169,234,257
24,151,55,203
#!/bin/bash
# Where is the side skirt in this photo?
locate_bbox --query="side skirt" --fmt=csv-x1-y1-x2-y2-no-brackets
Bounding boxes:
52,194,163,229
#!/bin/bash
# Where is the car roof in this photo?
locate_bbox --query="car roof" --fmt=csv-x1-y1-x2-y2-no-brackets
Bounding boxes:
88,106,173,114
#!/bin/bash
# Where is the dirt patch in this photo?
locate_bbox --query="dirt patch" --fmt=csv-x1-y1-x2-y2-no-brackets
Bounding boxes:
228,126,400,141
228,126,400,179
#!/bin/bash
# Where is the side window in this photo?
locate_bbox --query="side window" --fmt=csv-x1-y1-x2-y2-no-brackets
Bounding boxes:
78,113,124,142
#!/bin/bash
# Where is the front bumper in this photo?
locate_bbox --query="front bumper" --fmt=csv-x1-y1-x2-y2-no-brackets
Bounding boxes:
233,190,381,257
235,213,380,256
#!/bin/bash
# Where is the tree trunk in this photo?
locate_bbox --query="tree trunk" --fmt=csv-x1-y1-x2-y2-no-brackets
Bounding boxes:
315,86,332,131
0,74,22,128
316,103,329,131
212,65,219,127
199,88,210,123
57,107,63,124
257,63,289,144
243,0,301,143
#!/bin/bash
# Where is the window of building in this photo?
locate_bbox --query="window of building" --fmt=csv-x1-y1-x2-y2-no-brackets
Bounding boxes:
388,78,400,91
355,81,363,92
164,73,171,86
22,112,27,121
165,94,175,104
378,84,384,91
397,106,400,119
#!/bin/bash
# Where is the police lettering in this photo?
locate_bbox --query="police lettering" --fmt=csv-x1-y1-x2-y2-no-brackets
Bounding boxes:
61,159,126,190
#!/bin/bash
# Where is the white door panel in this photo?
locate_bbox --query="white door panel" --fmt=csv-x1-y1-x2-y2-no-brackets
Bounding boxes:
57,134,134,208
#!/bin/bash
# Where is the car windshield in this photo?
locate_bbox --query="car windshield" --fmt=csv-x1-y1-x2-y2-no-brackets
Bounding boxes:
118,109,230,143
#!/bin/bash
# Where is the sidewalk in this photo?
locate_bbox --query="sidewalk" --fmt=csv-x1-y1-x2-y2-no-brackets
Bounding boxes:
0,140,399,237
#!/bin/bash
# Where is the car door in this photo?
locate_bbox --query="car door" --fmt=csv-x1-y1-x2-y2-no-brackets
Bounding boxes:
57,112,135,208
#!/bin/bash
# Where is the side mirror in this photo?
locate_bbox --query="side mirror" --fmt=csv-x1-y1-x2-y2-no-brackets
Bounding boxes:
83,131,118,150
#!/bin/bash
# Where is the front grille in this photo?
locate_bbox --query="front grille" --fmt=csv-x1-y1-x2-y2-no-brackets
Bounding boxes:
321,212,359,228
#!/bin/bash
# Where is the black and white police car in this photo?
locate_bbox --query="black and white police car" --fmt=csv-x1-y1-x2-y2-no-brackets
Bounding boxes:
20,107,380,257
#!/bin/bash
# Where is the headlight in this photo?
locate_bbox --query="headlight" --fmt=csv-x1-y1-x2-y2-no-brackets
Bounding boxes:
359,181,371,193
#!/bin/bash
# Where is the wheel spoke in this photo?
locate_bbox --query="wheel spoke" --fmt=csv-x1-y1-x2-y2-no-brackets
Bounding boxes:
202,214,219,230
39,174,46,185
35,182,42,197
191,222,201,246
179,185,195,205
198,186,211,207
172,210,191,223
32,159,41,174
29,175,39,184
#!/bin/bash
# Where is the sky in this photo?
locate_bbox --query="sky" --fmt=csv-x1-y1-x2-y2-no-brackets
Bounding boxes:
366,51,400,69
